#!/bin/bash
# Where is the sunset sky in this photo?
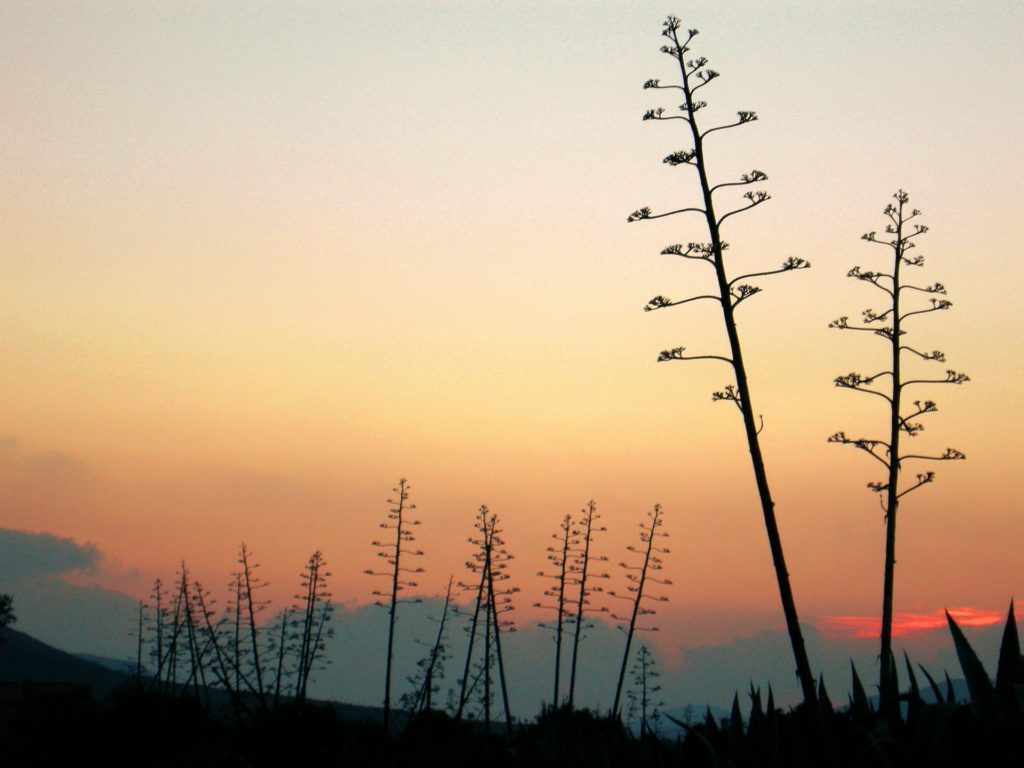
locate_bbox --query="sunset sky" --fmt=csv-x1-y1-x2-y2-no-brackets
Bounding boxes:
2,0,1022,670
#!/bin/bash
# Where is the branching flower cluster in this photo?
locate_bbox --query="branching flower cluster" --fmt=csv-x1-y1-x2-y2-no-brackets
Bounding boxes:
564,501,609,709
134,545,333,716
455,506,518,736
608,504,671,717
829,190,968,713
365,478,424,728
535,512,576,708
628,15,817,704
399,577,454,720
625,644,664,738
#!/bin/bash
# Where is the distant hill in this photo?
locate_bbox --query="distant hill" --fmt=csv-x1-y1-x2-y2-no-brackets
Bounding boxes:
0,626,388,722
75,652,139,675
0,627,127,691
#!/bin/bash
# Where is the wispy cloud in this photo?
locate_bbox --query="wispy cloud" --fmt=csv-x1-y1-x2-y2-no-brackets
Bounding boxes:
820,607,1005,639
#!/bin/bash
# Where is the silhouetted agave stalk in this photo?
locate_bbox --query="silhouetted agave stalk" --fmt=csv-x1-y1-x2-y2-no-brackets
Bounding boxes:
134,598,146,687
566,500,609,710
271,606,291,710
456,506,491,721
238,543,270,710
228,568,244,695
829,190,968,714
192,576,246,715
402,576,454,718
148,577,167,690
456,506,516,735
484,512,517,736
143,563,212,702
534,512,575,708
628,16,816,704
176,563,205,700
164,572,188,693
609,504,670,717
293,550,333,704
365,478,424,729
222,563,268,705
625,644,663,738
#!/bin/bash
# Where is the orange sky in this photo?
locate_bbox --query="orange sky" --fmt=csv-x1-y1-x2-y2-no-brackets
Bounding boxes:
2,2,1022,652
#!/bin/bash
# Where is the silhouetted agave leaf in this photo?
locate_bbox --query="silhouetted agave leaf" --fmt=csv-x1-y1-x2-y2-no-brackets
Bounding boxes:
764,686,779,759
943,671,956,705
902,651,924,725
728,692,744,742
747,684,764,741
704,705,720,736
849,660,872,723
946,610,996,719
817,675,834,716
903,651,921,701
995,600,1022,720
995,600,1022,690
918,663,944,703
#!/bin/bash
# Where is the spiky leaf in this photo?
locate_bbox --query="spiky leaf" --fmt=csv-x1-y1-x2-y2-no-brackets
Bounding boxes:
817,675,834,716
947,610,996,719
728,692,744,741
704,705,720,736
918,663,945,703
904,652,921,700
903,651,924,724
995,600,1023,720
996,601,1022,690
849,661,872,724
747,684,764,741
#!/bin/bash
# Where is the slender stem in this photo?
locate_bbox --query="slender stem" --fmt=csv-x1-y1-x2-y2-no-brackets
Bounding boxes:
668,24,817,706
611,507,658,718
456,508,489,719
553,516,571,708
240,545,267,710
879,200,904,716
383,480,406,730
568,502,596,710
486,519,513,737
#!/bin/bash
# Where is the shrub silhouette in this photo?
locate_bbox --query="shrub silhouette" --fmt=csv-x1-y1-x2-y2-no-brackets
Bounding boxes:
0,593,15,646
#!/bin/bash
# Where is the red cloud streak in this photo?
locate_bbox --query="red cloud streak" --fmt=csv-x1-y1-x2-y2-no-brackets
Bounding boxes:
820,607,1005,639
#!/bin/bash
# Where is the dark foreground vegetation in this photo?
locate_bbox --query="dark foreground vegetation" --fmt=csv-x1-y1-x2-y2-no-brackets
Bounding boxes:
0,680,1019,768
2,608,1021,768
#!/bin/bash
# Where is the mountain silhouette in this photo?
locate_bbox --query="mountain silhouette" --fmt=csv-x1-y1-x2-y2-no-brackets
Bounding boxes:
0,627,127,691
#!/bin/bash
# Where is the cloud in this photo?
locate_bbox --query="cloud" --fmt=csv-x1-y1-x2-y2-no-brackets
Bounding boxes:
0,528,100,580
0,528,136,658
820,607,1004,639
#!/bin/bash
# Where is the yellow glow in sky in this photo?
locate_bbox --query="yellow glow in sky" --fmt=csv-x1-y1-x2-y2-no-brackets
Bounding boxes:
2,1,1022,651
